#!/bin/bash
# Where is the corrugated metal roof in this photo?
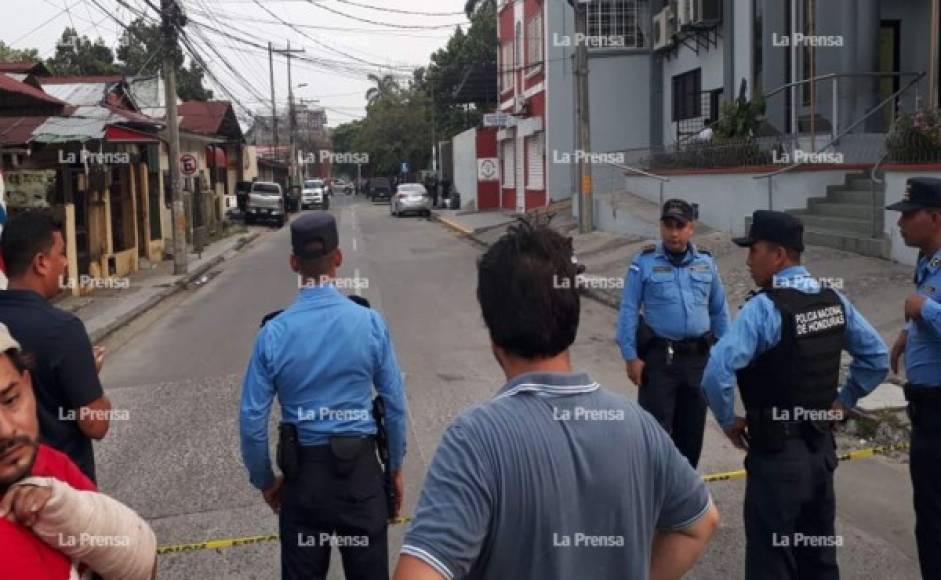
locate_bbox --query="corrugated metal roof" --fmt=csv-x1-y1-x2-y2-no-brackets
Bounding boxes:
0,74,67,106
29,105,160,143
0,116,49,146
42,83,110,106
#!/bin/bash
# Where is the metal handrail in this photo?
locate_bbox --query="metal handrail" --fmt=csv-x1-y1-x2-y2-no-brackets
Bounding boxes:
753,72,926,181
762,71,923,98
751,71,925,212
603,162,670,208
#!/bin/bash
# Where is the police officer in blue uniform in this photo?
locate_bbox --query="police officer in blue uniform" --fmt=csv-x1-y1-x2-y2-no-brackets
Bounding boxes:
239,212,408,580
616,198,731,468
886,177,941,580
701,210,889,580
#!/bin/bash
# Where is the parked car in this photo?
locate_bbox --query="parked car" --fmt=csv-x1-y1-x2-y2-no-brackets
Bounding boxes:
302,179,329,210
334,179,353,195
368,177,392,202
245,182,286,227
390,183,432,217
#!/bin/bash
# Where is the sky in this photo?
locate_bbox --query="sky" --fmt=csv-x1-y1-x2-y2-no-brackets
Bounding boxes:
1,0,473,128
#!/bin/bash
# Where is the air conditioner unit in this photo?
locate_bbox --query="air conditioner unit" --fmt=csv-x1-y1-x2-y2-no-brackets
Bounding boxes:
653,9,671,50
688,0,721,25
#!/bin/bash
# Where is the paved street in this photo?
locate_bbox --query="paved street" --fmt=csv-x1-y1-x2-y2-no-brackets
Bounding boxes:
88,194,920,579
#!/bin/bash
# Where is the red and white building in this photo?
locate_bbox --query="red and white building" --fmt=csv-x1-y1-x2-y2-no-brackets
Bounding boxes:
497,0,547,212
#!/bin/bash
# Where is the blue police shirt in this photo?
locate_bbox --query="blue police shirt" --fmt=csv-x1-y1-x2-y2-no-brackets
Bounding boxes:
240,284,407,490
701,266,889,429
616,241,731,361
906,249,941,385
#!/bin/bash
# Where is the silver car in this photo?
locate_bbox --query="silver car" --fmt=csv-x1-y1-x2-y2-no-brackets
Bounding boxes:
390,184,432,217
246,182,286,227
302,179,328,210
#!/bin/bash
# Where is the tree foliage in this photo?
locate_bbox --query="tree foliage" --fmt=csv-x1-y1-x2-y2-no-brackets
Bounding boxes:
333,2,497,177
0,41,40,63
46,28,121,76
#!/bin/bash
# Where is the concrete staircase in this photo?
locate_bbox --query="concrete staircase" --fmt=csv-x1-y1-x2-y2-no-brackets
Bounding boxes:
785,170,890,258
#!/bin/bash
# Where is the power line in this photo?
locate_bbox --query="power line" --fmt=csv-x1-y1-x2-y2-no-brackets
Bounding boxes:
8,0,86,46
298,0,468,30
332,0,465,17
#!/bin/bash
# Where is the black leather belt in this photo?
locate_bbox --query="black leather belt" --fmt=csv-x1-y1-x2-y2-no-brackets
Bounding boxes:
650,334,713,356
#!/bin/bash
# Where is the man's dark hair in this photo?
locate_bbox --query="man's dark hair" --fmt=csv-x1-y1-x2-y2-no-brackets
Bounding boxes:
1,211,63,278
477,220,580,359
296,241,336,280
5,349,34,375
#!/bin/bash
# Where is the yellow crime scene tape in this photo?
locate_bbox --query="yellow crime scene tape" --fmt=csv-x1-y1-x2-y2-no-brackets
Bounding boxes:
158,442,910,556
701,441,911,484
156,518,412,556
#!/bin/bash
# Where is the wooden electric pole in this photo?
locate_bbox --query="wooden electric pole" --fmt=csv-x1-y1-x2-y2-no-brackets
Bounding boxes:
574,1,593,233
161,0,187,274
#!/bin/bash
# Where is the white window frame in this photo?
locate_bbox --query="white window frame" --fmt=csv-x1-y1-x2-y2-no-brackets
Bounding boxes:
502,140,515,188
500,41,514,95
526,135,544,190
587,0,649,50
525,12,544,79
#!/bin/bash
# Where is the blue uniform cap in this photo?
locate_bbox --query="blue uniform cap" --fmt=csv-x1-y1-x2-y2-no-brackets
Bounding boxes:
886,177,941,212
733,210,805,252
291,211,338,258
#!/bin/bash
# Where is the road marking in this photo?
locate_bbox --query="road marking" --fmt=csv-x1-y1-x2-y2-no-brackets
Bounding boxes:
353,237,358,251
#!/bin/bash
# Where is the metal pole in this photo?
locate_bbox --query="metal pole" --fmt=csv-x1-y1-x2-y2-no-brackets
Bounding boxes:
809,0,816,151
287,39,295,188
575,2,593,233
832,77,839,142
162,0,187,275
790,0,799,137
931,0,940,109
268,42,278,166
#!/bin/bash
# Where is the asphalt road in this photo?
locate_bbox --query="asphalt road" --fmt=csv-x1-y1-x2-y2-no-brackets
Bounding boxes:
95,193,920,579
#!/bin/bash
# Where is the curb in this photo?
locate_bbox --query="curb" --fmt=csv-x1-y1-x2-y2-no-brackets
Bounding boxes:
431,212,475,236
89,232,261,344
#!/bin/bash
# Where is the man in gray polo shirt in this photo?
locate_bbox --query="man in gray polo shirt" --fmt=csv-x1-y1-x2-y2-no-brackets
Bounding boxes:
394,222,719,580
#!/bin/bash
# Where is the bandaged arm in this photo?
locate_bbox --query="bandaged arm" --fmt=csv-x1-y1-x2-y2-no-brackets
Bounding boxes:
13,476,157,580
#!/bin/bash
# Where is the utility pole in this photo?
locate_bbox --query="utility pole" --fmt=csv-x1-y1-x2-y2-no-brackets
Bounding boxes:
931,0,940,109
267,41,278,177
161,0,187,274
574,1,593,233
273,42,305,189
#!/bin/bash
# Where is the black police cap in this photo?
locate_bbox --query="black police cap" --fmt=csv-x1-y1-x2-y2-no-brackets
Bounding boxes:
886,177,941,212
661,198,697,224
291,212,339,259
733,210,805,253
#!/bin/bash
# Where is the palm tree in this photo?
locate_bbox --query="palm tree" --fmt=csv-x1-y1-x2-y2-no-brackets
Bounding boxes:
365,73,401,106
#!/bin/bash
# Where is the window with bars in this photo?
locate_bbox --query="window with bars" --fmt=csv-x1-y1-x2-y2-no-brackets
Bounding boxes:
502,141,515,188
500,41,514,93
587,0,649,49
526,13,543,71
672,68,702,121
526,135,545,190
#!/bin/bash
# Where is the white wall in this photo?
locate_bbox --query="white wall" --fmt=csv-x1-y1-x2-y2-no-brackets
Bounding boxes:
622,169,850,235
452,128,478,209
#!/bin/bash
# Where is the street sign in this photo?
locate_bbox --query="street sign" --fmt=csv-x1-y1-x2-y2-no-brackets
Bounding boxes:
179,153,199,177
483,113,517,128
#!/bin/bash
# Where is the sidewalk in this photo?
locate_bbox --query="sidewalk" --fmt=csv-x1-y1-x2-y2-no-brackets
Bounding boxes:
55,228,262,344
432,192,912,412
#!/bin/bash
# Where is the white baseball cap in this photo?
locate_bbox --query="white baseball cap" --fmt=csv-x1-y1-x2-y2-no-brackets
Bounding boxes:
0,323,21,354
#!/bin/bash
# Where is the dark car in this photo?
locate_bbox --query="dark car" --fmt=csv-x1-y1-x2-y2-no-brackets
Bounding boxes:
368,177,392,202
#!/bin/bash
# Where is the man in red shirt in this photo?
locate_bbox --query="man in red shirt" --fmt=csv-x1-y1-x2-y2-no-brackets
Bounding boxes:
0,322,96,579
0,323,156,580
